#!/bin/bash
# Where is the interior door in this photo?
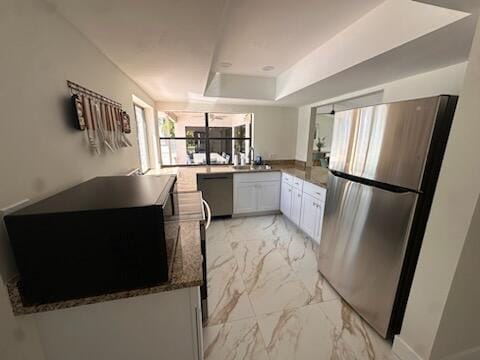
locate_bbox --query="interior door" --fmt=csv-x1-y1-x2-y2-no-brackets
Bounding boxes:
319,172,418,337
134,104,150,173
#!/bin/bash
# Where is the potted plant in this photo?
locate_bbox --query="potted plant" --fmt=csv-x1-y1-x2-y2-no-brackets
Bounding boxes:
316,136,326,152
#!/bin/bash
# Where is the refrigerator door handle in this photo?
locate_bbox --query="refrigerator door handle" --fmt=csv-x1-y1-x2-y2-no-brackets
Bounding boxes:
330,170,419,194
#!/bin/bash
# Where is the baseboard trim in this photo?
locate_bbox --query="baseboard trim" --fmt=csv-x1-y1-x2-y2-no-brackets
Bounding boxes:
440,346,480,360
232,210,281,218
393,336,424,360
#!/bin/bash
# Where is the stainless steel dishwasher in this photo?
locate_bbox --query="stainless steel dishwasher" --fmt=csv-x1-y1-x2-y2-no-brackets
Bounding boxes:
197,173,233,217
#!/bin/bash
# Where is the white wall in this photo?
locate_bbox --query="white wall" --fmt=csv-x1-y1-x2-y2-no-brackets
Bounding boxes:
295,106,312,161
295,62,468,162
430,196,480,360
276,0,467,100
0,0,154,358
156,102,298,161
393,19,480,360
382,62,468,102
313,114,334,152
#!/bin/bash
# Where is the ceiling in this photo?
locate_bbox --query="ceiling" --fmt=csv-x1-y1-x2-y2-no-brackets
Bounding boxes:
48,0,477,106
211,0,384,77
277,14,476,105
47,0,228,101
415,0,480,13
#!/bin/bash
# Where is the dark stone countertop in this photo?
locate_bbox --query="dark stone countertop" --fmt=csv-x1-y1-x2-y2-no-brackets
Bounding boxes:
152,165,328,191
7,221,203,315
8,165,328,315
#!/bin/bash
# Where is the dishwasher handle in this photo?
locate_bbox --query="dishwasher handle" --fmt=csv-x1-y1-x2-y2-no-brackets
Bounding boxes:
202,199,212,229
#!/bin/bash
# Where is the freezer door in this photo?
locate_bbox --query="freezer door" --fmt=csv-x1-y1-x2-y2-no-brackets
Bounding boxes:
318,173,417,337
329,97,440,191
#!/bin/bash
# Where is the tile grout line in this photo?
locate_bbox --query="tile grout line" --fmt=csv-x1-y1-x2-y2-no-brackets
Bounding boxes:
228,229,273,359
205,216,397,359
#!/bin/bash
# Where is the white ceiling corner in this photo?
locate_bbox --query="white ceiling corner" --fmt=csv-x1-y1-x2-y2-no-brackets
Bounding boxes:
49,0,477,107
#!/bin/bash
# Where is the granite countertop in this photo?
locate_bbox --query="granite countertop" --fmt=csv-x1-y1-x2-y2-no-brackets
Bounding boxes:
152,165,328,191
7,221,203,316
7,166,327,315
281,167,329,188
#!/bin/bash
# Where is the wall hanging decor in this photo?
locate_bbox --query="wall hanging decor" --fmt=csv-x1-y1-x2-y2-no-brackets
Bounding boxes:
67,80,132,154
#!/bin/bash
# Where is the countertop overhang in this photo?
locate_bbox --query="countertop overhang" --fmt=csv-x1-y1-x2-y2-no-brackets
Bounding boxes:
7,221,203,316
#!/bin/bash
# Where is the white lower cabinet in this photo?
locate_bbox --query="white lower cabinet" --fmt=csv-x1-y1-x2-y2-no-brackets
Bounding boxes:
257,181,281,212
281,172,326,244
280,182,292,217
300,193,324,244
234,172,281,215
34,287,204,360
314,201,325,243
290,187,302,225
300,193,318,239
234,182,257,214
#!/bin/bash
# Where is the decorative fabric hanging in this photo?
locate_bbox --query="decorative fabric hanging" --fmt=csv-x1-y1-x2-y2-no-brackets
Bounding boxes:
67,80,132,154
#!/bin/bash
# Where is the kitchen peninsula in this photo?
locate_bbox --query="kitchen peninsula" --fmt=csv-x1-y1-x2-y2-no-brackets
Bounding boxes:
7,221,204,360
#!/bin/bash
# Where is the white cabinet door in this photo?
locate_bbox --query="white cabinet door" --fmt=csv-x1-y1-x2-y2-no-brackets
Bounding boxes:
234,182,257,214
280,182,293,217
300,193,318,240
290,187,302,225
313,201,325,245
257,181,281,212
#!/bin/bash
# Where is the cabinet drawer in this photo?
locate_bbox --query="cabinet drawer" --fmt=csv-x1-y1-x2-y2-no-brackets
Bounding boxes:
235,172,280,183
282,173,293,185
291,176,304,191
303,181,326,202
282,173,303,190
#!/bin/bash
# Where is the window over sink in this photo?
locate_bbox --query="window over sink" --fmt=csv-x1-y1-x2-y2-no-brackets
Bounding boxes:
158,111,253,166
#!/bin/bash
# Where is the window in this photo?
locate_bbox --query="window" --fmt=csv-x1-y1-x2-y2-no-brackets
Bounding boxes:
134,104,150,173
158,112,253,166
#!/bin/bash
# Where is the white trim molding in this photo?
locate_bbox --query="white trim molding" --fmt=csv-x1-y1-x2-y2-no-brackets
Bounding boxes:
441,347,480,360
393,336,424,360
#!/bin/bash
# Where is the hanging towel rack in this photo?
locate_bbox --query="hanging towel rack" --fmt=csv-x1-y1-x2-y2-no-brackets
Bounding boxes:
67,80,132,154
67,80,122,108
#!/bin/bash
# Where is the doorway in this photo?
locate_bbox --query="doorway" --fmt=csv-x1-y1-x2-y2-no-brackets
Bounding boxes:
134,104,150,173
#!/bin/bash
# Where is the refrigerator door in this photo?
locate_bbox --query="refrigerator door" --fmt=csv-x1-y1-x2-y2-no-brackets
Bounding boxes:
329,97,440,191
318,173,418,337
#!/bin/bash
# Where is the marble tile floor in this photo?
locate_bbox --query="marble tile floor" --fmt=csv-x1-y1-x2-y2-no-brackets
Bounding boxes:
203,215,398,360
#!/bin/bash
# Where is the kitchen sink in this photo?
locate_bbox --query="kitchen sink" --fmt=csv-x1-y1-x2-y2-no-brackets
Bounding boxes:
233,164,272,170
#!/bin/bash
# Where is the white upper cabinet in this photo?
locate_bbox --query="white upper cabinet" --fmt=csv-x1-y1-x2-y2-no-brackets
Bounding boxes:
234,172,281,214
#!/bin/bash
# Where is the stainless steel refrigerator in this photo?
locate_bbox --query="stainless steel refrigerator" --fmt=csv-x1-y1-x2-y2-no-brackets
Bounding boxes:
318,95,458,339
